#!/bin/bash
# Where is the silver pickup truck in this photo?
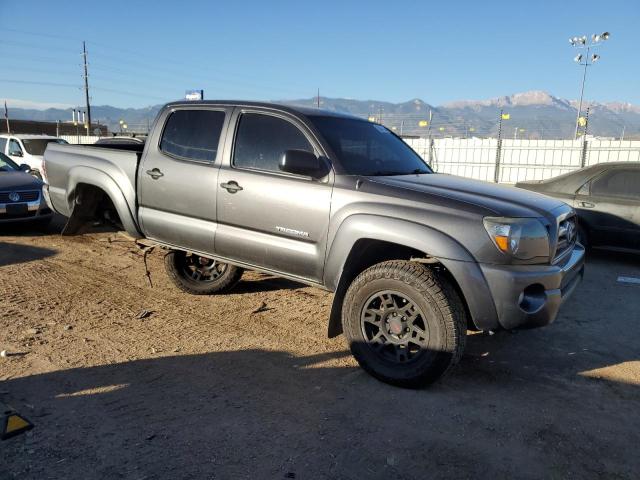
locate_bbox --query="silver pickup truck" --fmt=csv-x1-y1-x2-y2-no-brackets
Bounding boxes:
44,101,585,388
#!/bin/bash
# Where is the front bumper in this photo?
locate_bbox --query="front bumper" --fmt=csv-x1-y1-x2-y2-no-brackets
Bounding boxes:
479,244,586,330
0,194,53,223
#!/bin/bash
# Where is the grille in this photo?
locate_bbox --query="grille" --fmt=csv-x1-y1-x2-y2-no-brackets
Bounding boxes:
0,190,40,203
555,215,577,261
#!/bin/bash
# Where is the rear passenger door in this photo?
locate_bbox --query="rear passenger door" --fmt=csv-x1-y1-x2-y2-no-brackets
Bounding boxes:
215,109,333,283
138,106,231,254
577,167,640,250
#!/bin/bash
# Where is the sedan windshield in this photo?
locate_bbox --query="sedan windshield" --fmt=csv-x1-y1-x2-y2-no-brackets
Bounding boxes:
22,138,68,155
309,116,432,176
0,152,19,172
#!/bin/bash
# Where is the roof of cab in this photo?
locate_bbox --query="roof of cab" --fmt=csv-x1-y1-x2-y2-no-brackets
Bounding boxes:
162,100,363,121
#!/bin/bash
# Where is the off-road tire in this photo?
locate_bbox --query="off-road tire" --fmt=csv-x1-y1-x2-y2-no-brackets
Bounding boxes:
342,260,467,388
164,250,244,295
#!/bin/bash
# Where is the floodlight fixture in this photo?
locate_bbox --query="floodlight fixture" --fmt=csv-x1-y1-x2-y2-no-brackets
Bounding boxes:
568,30,611,139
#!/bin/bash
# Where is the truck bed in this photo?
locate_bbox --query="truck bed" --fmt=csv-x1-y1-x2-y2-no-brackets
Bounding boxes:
44,143,141,221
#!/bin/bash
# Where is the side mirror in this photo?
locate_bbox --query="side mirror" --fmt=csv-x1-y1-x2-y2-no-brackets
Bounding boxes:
11,151,23,157
279,149,324,177
19,164,31,172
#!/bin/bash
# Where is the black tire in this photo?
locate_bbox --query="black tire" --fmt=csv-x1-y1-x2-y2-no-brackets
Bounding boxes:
342,260,466,388
164,250,244,295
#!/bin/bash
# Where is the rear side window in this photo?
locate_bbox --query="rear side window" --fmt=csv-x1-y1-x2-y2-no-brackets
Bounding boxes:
233,113,313,173
160,109,225,162
0,138,6,152
591,169,640,200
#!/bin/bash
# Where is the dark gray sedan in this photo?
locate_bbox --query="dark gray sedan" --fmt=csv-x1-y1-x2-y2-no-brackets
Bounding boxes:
0,152,52,227
517,162,640,253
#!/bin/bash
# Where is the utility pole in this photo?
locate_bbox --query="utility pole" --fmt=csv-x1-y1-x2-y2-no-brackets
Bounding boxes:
82,41,92,131
316,88,320,108
3,100,10,134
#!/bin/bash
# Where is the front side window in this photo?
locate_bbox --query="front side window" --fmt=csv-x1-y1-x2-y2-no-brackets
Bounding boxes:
0,152,19,171
160,109,225,162
8,139,23,156
233,113,313,173
309,116,431,176
591,169,640,200
21,138,67,155
0,138,6,153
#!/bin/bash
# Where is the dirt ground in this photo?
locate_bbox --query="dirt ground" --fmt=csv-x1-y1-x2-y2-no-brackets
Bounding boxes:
1,216,639,480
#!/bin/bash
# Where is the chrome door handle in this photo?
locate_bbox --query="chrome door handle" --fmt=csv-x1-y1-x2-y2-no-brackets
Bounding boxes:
220,181,243,193
580,201,595,208
146,168,164,180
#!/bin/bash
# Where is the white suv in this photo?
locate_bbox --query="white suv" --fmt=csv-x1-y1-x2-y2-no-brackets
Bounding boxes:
0,134,68,178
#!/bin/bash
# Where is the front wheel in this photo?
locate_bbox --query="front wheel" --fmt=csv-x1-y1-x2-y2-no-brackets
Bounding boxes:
342,261,466,388
164,250,243,295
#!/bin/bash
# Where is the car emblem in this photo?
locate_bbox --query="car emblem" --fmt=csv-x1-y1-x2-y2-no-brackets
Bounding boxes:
566,221,575,242
8,192,20,202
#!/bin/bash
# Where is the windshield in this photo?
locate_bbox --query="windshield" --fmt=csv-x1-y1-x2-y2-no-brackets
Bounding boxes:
21,138,68,156
0,152,19,172
309,116,432,176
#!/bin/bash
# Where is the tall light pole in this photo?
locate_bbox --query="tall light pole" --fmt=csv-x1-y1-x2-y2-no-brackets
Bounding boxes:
569,32,610,139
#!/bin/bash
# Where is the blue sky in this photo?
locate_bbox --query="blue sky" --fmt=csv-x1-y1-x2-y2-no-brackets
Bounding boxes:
0,0,638,109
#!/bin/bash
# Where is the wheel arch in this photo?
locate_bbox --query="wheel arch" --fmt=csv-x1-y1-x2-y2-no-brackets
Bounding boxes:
64,166,141,237
323,215,499,337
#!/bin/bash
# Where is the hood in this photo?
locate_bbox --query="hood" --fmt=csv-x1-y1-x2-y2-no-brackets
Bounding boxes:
0,171,43,191
367,173,566,218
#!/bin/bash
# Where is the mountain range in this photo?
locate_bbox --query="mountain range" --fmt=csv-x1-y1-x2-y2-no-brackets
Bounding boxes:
6,91,639,139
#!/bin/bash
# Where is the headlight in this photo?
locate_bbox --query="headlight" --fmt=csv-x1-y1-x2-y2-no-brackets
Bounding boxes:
483,217,550,260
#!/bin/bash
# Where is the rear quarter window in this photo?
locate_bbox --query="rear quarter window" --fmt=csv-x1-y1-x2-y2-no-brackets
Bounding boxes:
160,109,225,162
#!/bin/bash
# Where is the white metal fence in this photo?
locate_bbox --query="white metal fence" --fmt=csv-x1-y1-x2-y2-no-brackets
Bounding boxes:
60,135,103,144
404,137,640,183
60,135,640,185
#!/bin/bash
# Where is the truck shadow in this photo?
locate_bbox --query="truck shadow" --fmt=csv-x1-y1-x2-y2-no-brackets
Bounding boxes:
0,241,57,267
1,336,638,479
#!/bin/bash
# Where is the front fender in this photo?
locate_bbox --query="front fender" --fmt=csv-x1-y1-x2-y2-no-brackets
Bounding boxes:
66,166,142,238
324,214,500,335
324,214,472,289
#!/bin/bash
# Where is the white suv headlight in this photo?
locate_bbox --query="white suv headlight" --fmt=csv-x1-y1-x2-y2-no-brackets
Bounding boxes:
483,217,550,260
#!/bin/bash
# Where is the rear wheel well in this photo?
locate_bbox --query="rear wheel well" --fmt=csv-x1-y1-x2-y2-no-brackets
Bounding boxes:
63,183,123,235
327,239,473,337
